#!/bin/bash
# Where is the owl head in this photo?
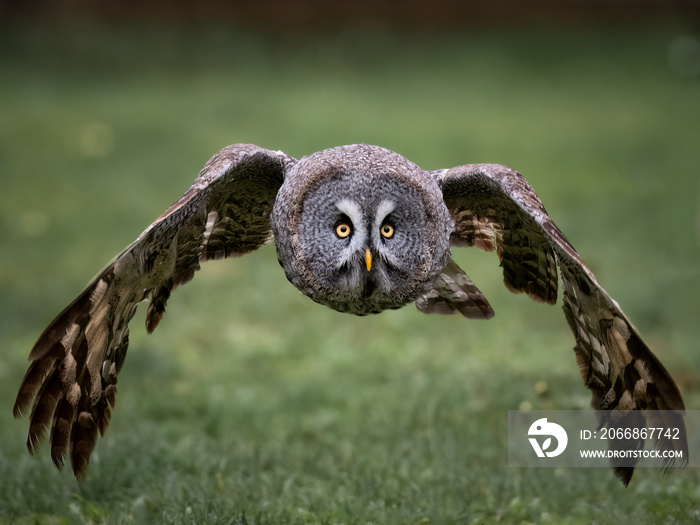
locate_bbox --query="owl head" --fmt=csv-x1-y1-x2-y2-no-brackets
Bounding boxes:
271,144,453,315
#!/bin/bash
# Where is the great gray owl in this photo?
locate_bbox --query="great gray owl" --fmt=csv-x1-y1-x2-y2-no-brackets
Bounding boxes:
14,143,686,485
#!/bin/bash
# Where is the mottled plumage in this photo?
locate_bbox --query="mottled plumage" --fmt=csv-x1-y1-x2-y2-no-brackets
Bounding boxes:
14,143,686,484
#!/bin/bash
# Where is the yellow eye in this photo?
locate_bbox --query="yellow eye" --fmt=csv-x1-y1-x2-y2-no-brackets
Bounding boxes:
380,224,394,239
335,223,352,238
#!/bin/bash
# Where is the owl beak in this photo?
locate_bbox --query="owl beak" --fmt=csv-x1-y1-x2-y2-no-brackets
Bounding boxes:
364,248,372,271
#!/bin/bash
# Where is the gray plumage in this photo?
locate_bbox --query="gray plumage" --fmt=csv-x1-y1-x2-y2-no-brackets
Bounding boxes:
273,145,452,315
14,143,686,484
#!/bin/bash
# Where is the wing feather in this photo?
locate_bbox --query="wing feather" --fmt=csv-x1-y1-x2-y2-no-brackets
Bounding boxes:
14,143,294,478
435,166,559,305
415,258,494,319
433,163,686,485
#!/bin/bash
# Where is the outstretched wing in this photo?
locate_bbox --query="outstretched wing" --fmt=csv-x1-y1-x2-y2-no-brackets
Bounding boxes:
431,163,686,485
13,143,295,478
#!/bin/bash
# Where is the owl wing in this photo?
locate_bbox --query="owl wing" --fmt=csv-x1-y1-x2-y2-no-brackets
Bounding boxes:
13,143,295,479
415,258,494,319
432,163,686,485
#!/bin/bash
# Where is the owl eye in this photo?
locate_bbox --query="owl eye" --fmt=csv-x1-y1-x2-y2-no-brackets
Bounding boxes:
380,224,395,239
335,222,352,238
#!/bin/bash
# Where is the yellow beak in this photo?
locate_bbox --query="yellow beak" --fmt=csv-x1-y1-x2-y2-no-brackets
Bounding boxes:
364,248,372,271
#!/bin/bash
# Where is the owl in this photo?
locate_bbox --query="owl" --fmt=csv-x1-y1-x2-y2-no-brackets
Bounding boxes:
13,143,686,485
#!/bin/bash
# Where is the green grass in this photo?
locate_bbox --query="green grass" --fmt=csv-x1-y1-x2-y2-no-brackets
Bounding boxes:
1,21,700,524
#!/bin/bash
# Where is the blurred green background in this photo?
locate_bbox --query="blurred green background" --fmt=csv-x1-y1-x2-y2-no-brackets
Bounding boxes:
1,2,700,523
